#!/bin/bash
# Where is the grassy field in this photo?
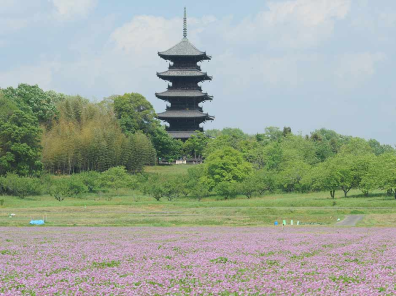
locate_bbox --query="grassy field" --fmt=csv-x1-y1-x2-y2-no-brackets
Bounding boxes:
144,164,190,175
1,165,396,227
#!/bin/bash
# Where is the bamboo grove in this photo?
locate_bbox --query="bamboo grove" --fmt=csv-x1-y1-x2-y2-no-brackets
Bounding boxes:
0,84,170,176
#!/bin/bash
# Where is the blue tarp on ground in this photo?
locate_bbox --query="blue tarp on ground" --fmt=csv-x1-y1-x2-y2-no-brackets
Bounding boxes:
30,220,45,225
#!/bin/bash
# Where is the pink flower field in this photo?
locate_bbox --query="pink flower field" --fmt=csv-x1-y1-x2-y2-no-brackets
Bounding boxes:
1,227,395,295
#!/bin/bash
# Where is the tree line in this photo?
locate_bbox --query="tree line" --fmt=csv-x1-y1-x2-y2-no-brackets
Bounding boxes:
0,84,183,176
1,83,396,201
184,127,396,199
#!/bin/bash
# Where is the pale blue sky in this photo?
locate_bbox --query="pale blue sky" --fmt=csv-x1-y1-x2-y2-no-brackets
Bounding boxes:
1,0,396,144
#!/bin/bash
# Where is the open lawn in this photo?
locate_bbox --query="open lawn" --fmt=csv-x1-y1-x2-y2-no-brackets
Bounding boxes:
1,169,396,227
1,165,396,227
144,164,190,175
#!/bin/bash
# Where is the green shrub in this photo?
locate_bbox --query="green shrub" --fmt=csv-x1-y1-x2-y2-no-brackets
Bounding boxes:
39,173,54,195
215,181,239,200
189,182,210,201
1,174,42,198
0,176,6,195
97,167,133,193
50,176,88,201
162,176,183,201
142,174,188,201
50,179,68,202
142,174,164,201
75,171,100,193
67,176,88,197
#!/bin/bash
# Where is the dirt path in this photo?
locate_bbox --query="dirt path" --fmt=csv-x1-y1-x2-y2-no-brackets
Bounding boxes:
336,215,365,226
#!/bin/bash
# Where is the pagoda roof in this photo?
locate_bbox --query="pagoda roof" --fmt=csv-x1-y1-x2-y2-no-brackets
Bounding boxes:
157,69,211,80
168,131,197,139
158,38,210,60
155,89,213,100
157,110,214,119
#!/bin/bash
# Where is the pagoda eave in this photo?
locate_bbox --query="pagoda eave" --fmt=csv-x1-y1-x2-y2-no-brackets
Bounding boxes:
158,53,211,62
157,76,212,84
167,131,199,139
156,70,211,79
155,90,213,101
157,110,213,120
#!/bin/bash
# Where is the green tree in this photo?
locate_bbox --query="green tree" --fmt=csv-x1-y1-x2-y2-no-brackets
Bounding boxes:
366,153,396,199
368,139,395,156
190,182,210,201
238,140,265,169
215,181,239,200
263,126,283,142
202,147,252,189
124,133,156,173
310,128,351,162
42,96,153,174
255,169,276,195
112,93,181,161
142,174,165,201
339,137,373,156
75,171,100,193
349,153,376,196
0,96,42,176
238,175,260,199
262,142,283,170
205,129,222,138
2,84,57,125
277,160,311,193
331,155,355,197
1,174,42,199
150,126,183,161
282,127,292,137
203,128,249,157
335,146,376,197
160,176,185,201
280,134,318,165
49,177,87,201
183,131,208,159
113,93,157,135
98,166,132,193
305,160,340,199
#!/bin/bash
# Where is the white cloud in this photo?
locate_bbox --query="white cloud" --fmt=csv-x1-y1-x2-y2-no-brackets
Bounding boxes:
109,15,217,56
0,18,29,35
212,51,322,95
334,52,386,88
264,0,350,26
0,1,386,114
110,16,181,55
5,0,355,98
378,11,396,28
0,61,60,90
49,0,97,19
226,0,351,49
0,0,24,14
0,0,43,34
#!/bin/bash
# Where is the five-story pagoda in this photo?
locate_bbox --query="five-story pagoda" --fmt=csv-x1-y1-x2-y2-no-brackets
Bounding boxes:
156,8,214,140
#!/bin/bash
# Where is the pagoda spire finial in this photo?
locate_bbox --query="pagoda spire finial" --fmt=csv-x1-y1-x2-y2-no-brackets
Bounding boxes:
183,7,187,38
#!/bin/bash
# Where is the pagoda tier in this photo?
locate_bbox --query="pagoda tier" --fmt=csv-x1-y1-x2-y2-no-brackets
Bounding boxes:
158,38,211,62
157,69,212,82
167,131,198,140
155,8,214,141
155,89,213,103
157,109,213,120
